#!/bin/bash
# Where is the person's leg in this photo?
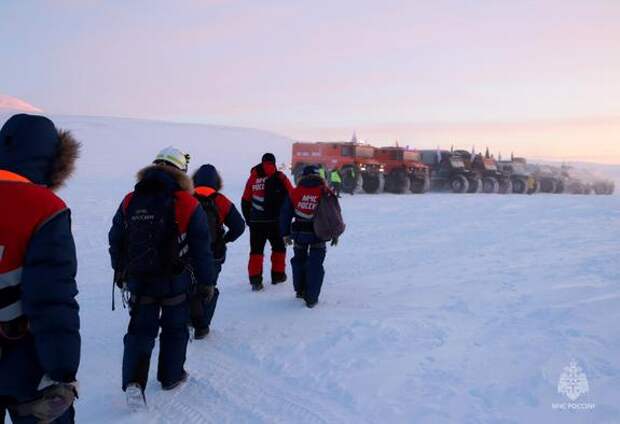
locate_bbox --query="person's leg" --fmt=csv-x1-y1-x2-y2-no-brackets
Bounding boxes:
304,243,327,306
122,302,160,391
267,223,287,283
158,300,190,387
201,262,222,330
290,243,309,296
248,224,268,287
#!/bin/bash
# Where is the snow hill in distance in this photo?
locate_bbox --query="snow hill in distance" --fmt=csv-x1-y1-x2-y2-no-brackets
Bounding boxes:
0,93,42,113
1,101,620,422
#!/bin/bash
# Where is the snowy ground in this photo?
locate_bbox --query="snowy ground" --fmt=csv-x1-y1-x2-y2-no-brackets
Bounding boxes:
2,113,619,423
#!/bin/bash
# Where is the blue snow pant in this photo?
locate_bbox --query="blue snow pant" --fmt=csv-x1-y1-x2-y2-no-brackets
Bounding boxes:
194,262,222,330
0,398,74,423
122,298,189,390
291,242,326,304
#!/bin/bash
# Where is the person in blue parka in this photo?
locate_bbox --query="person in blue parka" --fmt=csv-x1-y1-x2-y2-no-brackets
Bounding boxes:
109,147,215,408
280,165,337,308
190,164,245,339
0,114,81,423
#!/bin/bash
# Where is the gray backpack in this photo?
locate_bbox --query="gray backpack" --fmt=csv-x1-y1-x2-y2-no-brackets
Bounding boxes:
313,190,346,241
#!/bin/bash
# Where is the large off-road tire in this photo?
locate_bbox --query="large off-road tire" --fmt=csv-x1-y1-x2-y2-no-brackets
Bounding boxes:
498,178,512,194
362,172,384,194
467,177,482,193
539,179,557,193
527,179,540,195
594,183,607,195
292,163,307,184
482,177,499,194
410,175,430,194
512,177,528,194
449,175,469,193
555,181,565,194
609,182,616,195
341,165,361,194
386,168,410,194
583,185,592,195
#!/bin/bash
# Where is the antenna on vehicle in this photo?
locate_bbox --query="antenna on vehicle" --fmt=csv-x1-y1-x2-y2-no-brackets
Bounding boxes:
485,147,490,159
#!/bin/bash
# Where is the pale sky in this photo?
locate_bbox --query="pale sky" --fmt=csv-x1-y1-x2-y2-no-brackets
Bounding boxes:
1,0,619,162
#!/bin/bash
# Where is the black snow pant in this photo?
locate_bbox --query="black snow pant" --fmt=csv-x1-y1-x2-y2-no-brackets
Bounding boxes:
0,396,75,424
291,242,326,304
122,297,189,390
191,261,222,330
248,222,286,285
331,182,342,197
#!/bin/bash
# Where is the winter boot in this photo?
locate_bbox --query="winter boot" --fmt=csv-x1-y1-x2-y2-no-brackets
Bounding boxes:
126,383,147,411
271,271,287,285
194,326,209,340
162,370,189,391
305,300,317,308
251,282,264,291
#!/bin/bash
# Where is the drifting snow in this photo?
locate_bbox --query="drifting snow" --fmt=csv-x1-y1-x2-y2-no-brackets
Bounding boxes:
1,114,619,423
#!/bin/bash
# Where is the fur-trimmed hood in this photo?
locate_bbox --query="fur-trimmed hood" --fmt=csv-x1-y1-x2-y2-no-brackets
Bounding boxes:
0,114,81,190
137,164,194,193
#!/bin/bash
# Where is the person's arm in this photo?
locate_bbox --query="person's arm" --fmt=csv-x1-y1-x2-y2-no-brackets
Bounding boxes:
108,202,126,272
241,175,253,223
279,173,294,198
221,198,245,243
187,205,215,286
21,209,80,384
279,196,294,237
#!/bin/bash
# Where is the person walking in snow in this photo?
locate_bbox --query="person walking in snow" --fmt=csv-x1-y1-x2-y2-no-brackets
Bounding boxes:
241,153,293,291
280,165,340,308
0,114,81,423
329,168,342,197
108,147,215,409
190,164,245,339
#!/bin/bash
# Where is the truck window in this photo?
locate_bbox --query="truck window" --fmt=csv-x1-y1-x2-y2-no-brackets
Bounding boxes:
341,146,353,157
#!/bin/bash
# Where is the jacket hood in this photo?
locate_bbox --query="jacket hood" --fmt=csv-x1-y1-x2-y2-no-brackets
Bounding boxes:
0,114,81,190
192,164,222,191
298,174,325,188
137,164,193,193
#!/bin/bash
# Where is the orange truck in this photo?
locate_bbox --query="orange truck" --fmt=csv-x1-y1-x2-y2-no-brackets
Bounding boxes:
291,140,429,194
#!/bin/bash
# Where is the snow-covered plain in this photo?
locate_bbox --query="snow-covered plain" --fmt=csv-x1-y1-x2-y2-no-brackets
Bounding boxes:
2,113,619,423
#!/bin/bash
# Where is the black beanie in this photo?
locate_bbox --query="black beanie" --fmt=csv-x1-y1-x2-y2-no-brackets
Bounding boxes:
262,152,276,163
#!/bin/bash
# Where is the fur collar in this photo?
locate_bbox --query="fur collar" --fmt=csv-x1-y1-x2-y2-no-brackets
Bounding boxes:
49,129,81,191
137,164,194,193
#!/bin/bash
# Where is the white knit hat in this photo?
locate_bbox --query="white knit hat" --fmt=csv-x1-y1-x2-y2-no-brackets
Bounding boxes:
154,146,190,172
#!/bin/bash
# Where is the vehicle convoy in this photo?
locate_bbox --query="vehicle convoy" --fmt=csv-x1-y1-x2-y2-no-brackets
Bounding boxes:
419,149,472,193
291,140,384,194
497,157,539,194
373,146,430,193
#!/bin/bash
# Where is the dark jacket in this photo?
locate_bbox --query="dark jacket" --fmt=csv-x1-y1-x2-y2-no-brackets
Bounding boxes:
0,114,81,400
108,165,215,298
280,174,326,245
242,163,293,224
193,164,245,261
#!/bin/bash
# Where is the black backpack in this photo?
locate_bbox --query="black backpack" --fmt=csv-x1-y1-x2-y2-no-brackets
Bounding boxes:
196,193,226,259
263,172,287,218
124,177,182,279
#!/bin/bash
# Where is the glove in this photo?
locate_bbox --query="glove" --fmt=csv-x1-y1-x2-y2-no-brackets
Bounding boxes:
330,237,339,246
26,381,77,423
198,285,215,304
113,269,126,289
283,236,293,246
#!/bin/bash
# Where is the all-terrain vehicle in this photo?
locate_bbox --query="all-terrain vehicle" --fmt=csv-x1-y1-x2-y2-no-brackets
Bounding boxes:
497,157,539,194
291,140,384,194
419,149,473,193
451,150,512,194
528,165,567,194
373,146,430,193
